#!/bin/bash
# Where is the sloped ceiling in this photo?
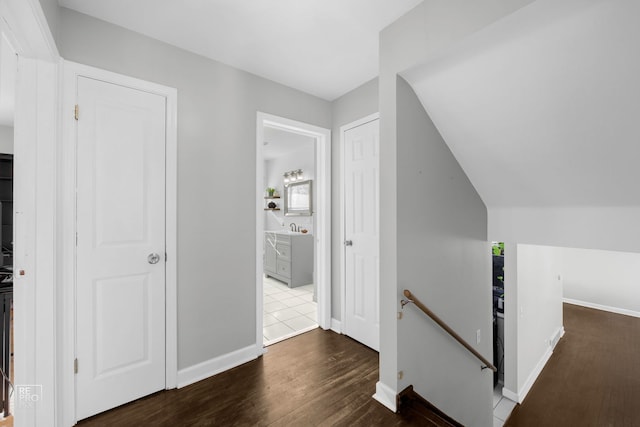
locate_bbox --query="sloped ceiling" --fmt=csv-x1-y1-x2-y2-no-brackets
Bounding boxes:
403,0,640,209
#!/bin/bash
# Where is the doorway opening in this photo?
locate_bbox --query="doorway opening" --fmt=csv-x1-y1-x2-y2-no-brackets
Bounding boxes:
492,241,514,424
492,242,505,388
255,113,331,349
262,128,316,345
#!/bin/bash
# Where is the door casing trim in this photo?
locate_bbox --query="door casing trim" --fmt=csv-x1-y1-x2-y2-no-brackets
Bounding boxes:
60,61,178,424
2,0,60,425
256,112,332,350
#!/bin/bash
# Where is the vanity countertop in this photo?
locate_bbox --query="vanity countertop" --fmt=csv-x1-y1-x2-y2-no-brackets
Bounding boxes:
265,230,312,236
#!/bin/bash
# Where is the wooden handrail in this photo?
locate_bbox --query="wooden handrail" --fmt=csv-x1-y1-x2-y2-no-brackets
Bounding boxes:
402,289,497,372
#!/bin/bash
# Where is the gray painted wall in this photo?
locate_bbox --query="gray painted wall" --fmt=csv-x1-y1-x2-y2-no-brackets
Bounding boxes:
489,206,640,254
264,145,315,233
330,77,378,320
379,1,534,423
396,76,491,426
58,8,332,370
0,126,13,154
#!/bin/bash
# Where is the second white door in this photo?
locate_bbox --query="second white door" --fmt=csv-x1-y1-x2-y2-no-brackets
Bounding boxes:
75,76,167,420
344,118,380,351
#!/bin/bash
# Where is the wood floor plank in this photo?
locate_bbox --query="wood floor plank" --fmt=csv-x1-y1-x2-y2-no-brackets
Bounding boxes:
76,302,640,426
77,329,419,427
506,303,640,427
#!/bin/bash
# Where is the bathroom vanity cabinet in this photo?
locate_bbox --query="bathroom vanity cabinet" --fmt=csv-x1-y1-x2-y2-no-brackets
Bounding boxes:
264,232,313,287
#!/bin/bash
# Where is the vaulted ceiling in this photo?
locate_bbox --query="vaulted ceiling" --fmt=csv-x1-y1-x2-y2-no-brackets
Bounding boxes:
404,0,640,209
58,0,422,101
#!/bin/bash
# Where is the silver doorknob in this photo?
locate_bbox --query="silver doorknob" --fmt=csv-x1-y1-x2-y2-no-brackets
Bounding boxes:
148,253,161,264
344,240,353,246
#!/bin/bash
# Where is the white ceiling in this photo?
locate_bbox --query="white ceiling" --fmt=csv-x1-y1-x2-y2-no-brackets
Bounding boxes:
404,0,640,208
263,127,314,160
58,0,422,101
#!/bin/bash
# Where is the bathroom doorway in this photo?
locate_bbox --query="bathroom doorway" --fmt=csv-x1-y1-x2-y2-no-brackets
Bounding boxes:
262,128,316,345
255,113,331,348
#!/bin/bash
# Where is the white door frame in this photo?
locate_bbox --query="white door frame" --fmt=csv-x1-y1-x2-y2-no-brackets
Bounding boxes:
339,113,379,331
60,61,178,424
256,112,331,348
0,0,59,425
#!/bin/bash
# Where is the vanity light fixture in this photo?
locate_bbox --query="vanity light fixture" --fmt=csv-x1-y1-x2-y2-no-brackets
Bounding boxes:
283,169,304,185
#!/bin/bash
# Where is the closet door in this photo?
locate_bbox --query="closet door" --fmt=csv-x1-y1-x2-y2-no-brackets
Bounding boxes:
344,118,380,351
75,76,167,420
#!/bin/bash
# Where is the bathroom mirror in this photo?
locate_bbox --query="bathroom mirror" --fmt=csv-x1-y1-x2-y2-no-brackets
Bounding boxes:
284,179,312,216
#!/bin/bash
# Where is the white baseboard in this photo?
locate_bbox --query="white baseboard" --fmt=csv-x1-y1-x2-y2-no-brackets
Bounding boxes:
177,344,261,388
564,298,640,318
517,346,552,403
373,381,397,412
548,326,565,350
330,318,342,334
504,326,564,403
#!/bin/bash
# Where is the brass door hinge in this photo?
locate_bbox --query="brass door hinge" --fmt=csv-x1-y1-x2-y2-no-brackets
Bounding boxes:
74,104,79,121
74,358,78,374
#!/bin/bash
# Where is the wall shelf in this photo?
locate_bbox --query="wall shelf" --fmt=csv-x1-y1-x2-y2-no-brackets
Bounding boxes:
264,208,281,211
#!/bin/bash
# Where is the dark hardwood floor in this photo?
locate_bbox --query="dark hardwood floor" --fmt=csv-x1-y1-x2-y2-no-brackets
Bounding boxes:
78,303,639,426
78,329,425,426
506,303,640,427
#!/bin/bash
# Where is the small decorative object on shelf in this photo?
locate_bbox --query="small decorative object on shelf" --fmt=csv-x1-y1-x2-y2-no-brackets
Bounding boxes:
266,187,276,197
268,201,277,209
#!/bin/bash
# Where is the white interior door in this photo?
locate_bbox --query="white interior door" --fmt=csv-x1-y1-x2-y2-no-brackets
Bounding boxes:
75,76,167,420
344,118,380,351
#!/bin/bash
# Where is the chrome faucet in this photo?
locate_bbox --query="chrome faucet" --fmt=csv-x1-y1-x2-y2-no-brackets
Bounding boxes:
290,223,298,232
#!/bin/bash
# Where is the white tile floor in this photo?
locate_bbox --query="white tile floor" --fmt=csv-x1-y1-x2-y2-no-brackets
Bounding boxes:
263,276,317,345
493,385,517,426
